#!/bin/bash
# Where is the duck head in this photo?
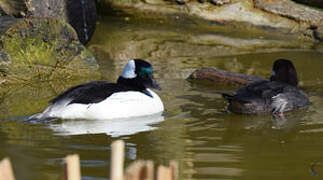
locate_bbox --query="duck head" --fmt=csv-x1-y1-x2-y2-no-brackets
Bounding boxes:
118,59,161,90
270,59,298,87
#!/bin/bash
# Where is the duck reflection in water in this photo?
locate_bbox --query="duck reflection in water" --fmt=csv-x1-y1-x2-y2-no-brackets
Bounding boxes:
48,113,164,137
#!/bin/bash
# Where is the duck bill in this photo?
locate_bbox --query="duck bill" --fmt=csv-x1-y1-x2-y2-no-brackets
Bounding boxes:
146,74,161,90
150,78,161,90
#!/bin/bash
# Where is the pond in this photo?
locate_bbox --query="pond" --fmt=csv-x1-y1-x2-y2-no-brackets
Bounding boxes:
1,15,323,180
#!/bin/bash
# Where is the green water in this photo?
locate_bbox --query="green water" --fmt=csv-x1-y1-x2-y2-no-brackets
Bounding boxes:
1,16,323,180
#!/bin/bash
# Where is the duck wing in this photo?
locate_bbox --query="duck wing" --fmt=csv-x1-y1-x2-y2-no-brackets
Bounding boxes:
50,81,132,105
224,80,285,103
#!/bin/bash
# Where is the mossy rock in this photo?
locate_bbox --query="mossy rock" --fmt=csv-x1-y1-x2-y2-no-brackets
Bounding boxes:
0,16,99,85
0,0,97,44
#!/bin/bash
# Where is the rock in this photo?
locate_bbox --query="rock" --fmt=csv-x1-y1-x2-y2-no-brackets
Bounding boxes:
307,25,323,42
0,0,27,17
64,0,97,44
102,0,323,42
0,5,6,15
254,0,323,23
0,16,99,84
0,0,97,44
187,67,265,85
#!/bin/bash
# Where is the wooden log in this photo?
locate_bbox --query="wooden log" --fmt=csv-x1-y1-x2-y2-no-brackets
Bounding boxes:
124,160,154,180
0,158,15,180
64,154,81,180
111,140,125,180
187,67,265,85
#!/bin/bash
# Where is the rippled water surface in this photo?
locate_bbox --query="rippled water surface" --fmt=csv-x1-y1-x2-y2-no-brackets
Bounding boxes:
1,16,323,180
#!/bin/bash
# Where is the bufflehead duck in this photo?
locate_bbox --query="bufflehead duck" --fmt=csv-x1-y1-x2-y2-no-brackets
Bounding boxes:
28,59,164,121
223,59,310,115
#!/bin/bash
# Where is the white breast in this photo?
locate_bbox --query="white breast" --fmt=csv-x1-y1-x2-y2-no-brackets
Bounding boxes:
44,89,164,120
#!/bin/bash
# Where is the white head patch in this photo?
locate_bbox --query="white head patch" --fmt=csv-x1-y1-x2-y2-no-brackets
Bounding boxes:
121,60,137,78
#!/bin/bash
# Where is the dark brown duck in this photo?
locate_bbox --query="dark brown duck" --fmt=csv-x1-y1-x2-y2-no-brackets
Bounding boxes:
223,59,310,114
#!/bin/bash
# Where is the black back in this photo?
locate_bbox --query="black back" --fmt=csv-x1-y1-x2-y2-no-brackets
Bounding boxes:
50,59,160,105
50,81,145,105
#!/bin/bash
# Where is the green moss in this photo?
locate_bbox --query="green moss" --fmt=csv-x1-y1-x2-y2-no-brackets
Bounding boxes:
0,18,99,84
3,33,58,66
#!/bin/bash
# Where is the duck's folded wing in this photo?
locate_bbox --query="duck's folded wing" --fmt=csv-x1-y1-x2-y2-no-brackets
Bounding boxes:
244,80,287,98
222,93,254,103
50,81,121,105
223,80,285,103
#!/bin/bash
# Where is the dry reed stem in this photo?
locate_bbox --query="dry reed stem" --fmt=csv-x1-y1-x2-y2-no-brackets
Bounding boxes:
111,140,125,180
124,160,154,180
0,158,15,180
65,154,81,180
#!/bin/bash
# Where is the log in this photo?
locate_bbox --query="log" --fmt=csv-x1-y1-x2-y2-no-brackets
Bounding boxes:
187,67,266,85
0,0,97,44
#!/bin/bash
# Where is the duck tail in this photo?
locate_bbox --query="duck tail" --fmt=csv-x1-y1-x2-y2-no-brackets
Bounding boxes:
22,113,57,123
